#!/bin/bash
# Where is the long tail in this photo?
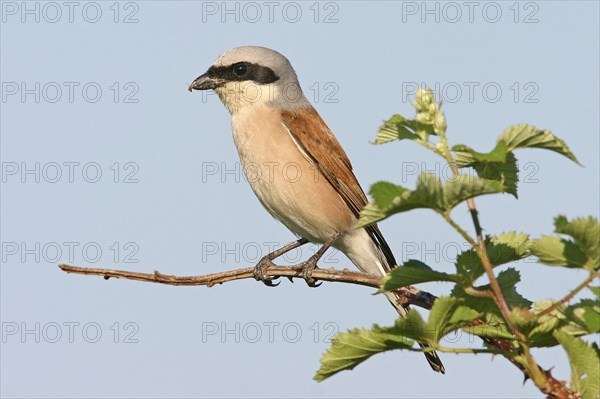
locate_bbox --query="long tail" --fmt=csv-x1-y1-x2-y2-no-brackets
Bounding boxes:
340,227,446,374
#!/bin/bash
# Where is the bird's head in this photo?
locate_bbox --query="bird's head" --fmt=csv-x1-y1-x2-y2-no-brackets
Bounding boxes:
189,46,309,114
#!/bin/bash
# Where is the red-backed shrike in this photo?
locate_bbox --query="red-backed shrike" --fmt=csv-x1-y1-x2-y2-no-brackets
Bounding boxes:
189,46,444,373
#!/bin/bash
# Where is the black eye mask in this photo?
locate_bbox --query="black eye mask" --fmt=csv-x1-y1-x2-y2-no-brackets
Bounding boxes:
207,62,280,84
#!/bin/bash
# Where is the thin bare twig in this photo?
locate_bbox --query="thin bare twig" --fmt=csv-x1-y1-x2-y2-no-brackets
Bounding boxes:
58,262,575,398
536,271,599,318
58,264,437,309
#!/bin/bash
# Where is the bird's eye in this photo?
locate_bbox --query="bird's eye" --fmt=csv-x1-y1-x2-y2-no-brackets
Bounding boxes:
233,64,248,77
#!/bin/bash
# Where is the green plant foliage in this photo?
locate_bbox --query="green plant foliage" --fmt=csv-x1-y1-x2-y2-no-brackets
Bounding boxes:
314,322,417,381
374,114,430,144
454,232,532,285
555,215,600,270
498,124,580,164
426,297,480,342
356,173,505,228
382,260,457,291
317,88,599,399
315,299,480,380
554,332,600,399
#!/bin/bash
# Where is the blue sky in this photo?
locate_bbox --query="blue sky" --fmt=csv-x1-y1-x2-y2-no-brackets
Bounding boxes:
1,1,599,397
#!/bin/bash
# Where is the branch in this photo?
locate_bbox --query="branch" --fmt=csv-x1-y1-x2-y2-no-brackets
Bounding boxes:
58,262,575,398
58,263,437,310
536,271,599,318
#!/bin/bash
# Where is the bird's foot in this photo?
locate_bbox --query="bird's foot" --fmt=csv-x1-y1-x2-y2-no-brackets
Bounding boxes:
253,257,280,287
292,256,322,288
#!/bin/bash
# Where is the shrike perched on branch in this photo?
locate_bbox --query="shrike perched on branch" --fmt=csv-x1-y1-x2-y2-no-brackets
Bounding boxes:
189,46,445,373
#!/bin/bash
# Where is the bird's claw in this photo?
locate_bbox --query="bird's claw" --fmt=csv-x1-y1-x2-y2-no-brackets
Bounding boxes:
293,257,322,288
253,257,280,287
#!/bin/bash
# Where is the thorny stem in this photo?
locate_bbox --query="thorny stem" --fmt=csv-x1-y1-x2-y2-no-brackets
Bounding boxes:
58,261,577,398
436,121,550,392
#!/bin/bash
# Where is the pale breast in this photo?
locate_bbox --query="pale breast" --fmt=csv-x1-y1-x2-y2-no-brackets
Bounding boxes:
230,106,354,242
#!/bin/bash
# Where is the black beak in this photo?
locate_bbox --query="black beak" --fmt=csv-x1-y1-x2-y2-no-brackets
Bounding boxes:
188,72,223,92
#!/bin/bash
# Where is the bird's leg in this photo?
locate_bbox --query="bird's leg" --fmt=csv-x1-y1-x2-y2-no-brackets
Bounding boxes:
253,238,309,286
293,232,341,287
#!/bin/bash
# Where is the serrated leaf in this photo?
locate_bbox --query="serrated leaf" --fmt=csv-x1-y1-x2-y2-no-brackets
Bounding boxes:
474,152,519,198
358,172,508,228
453,141,509,165
530,235,588,268
452,268,532,315
394,309,429,342
374,114,423,144
454,142,519,198
455,249,486,286
466,323,515,341
496,269,533,310
356,175,444,228
554,332,600,398
314,326,414,381
510,308,560,347
382,260,457,291
454,233,532,285
582,308,600,333
555,215,600,271
530,299,600,347
590,286,600,299
498,124,581,165
490,232,532,262
426,297,480,342
443,175,506,210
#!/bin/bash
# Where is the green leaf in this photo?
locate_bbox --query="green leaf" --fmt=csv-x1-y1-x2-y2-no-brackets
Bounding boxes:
529,299,600,347
498,124,581,165
582,308,600,333
443,175,506,210
474,152,519,198
453,142,519,197
554,332,600,398
374,114,426,144
426,297,480,342
356,175,443,228
357,171,509,228
314,326,414,381
489,232,532,262
590,286,600,299
453,141,509,165
394,309,429,342
525,305,565,347
454,249,484,286
555,215,600,271
466,323,515,341
530,235,588,268
496,269,534,310
454,232,532,285
452,268,532,314
382,260,457,291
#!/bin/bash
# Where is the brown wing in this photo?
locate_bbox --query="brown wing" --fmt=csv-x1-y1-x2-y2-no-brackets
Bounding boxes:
281,108,397,270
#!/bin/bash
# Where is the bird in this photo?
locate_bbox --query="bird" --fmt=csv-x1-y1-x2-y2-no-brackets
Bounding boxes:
188,46,445,374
